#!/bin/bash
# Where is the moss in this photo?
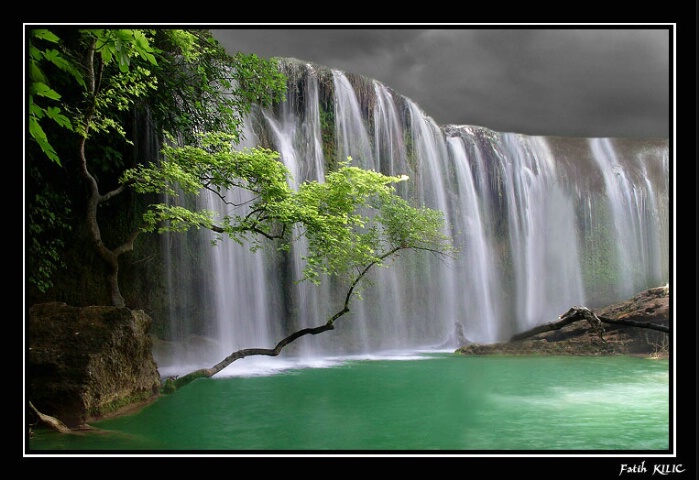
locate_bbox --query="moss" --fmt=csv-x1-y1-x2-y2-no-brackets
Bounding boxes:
161,377,177,394
88,389,156,418
320,99,336,169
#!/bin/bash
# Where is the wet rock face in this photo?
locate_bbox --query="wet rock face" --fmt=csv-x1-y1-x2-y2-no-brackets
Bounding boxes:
27,303,161,427
456,286,670,357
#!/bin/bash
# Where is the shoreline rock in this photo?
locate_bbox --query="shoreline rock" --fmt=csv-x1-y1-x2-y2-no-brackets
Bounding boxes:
26,303,161,428
456,285,670,358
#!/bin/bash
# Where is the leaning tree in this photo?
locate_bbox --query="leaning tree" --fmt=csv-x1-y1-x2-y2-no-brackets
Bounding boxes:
26,27,456,395
123,134,454,390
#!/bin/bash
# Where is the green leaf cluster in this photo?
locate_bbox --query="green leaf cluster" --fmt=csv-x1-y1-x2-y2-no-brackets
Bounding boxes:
124,132,454,287
145,30,287,145
123,132,292,243
28,29,81,165
294,163,453,284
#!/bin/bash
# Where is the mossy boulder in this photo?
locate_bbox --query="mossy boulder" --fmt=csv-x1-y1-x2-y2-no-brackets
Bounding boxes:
27,303,161,428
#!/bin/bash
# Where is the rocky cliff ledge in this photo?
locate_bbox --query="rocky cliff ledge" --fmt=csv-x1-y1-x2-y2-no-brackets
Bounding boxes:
457,285,670,357
27,303,161,428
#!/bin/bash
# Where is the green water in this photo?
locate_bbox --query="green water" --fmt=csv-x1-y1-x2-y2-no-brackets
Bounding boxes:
27,353,670,453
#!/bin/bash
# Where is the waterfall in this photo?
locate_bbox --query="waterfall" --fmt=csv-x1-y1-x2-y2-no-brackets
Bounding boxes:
158,59,669,374
445,132,500,341
588,137,668,298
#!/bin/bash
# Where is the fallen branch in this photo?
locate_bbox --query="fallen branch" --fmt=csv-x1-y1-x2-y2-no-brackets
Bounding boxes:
509,305,669,342
29,401,73,434
508,315,580,341
597,315,669,332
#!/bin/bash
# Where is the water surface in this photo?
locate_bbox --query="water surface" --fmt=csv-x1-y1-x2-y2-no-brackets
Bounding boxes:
28,353,670,453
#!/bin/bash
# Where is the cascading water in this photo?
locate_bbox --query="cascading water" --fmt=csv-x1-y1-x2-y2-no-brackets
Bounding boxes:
495,133,587,331
444,132,500,341
158,59,669,375
588,137,668,299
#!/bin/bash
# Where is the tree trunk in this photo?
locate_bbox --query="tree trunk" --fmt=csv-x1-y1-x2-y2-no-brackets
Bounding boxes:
77,39,139,308
509,305,669,342
168,323,338,391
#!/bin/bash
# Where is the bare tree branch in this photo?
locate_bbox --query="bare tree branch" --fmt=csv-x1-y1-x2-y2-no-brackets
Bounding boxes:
509,305,669,342
29,401,73,435
167,245,431,391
